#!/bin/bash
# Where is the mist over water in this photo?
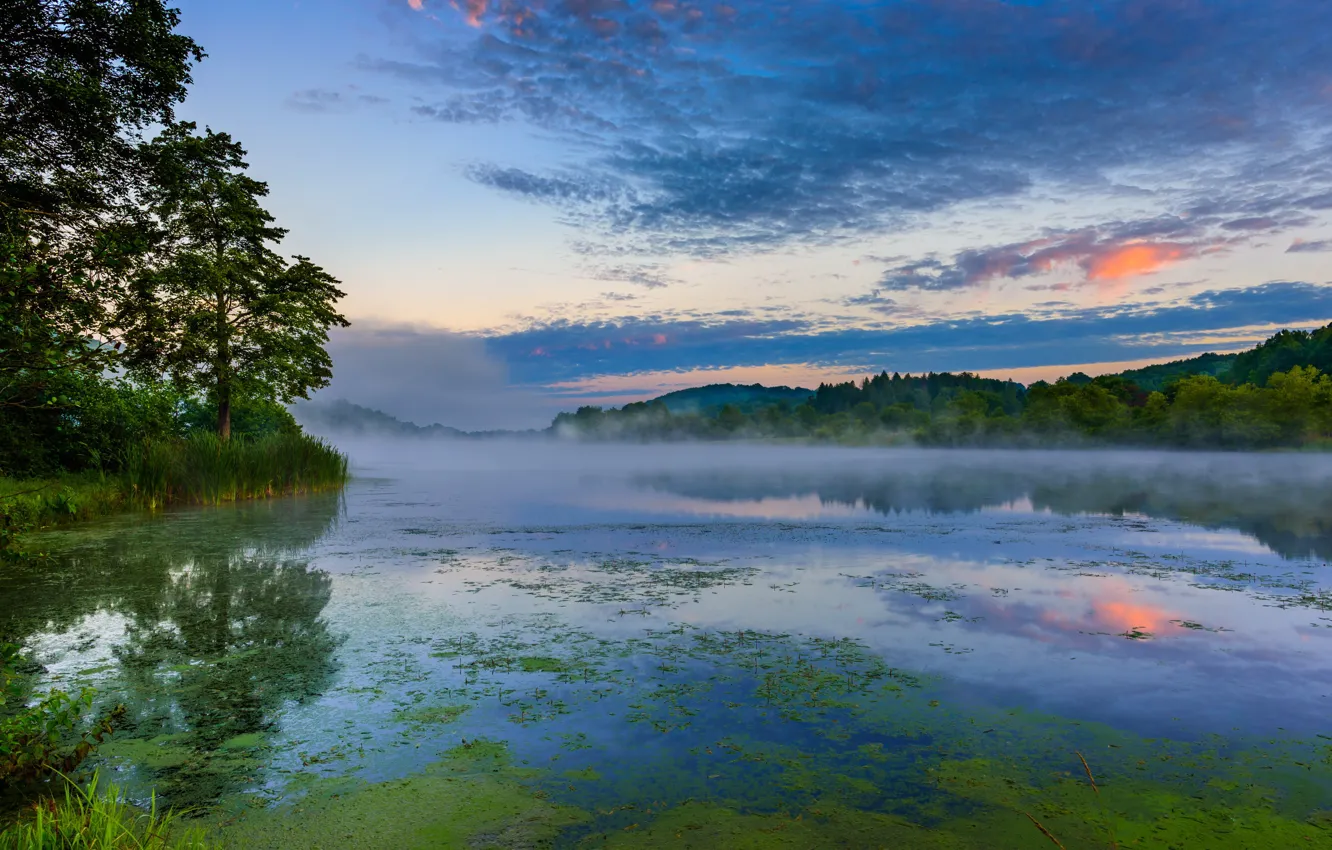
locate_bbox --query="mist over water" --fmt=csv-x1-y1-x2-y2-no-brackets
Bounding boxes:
7,441,1332,840
323,441,1332,731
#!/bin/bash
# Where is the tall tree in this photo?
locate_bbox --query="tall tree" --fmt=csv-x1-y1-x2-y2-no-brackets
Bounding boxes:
0,0,203,410
120,123,349,439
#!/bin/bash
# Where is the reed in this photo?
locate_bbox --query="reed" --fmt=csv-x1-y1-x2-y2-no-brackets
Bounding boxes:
123,432,348,508
0,772,215,850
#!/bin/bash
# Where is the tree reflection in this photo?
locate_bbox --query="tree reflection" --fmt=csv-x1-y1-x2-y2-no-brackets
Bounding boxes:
638,457,1332,561
1,494,342,807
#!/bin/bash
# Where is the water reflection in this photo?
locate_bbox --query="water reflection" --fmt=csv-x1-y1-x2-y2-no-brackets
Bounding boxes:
635,458,1332,560
5,496,342,807
5,447,1332,832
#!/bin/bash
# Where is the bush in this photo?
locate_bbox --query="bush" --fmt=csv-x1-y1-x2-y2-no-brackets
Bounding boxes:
1,644,126,786
0,375,181,479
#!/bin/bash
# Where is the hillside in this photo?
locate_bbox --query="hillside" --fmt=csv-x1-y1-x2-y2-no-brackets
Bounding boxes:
1110,352,1239,392
648,383,814,414
291,399,471,438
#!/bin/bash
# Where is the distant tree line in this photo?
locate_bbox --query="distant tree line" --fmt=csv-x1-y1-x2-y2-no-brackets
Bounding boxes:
552,324,1332,450
0,0,348,479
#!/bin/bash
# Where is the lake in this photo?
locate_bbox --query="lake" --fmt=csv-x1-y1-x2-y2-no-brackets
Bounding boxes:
6,444,1332,848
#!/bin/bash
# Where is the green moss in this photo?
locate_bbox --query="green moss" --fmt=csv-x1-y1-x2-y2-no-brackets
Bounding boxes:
211,740,586,850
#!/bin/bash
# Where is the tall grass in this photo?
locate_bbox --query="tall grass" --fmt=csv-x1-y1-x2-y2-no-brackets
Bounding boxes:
124,432,348,507
1,434,347,547
0,772,215,850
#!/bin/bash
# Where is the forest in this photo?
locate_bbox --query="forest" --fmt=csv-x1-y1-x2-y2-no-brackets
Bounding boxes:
552,323,1332,449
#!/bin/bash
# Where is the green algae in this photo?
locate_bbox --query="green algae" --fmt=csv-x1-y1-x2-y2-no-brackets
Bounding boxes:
392,703,471,726
520,656,571,673
211,740,587,850
930,756,1332,849
580,801,965,848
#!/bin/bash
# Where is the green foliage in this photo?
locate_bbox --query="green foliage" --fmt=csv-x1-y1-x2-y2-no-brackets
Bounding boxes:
0,772,215,849
117,123,349,439
0,1,203,229
177,395,300,439
650,383,814,415
0,644,125,787
811,370,1024,416
0,374,181,479
552,361,1332,450
0,476,126,538
1,0,203,411
1116,351,1239,392
1228,325,1332,387
123,432,348,508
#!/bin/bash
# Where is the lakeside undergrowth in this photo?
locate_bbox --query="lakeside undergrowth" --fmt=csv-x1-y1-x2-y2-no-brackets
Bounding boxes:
0,773,215,850
0,433,347,546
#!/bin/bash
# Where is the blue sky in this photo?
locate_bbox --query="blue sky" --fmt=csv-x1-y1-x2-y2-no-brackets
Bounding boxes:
176,0,1332,426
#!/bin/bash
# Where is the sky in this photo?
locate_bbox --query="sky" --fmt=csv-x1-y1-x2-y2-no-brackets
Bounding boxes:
175,0,1332,428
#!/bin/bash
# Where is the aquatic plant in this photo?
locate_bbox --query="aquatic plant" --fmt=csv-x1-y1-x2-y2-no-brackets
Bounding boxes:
123,432,348,507
0,773,214,850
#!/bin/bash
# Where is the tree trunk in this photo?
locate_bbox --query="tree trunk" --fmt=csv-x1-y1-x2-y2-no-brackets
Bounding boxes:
215,285,231,440
217,381,231,441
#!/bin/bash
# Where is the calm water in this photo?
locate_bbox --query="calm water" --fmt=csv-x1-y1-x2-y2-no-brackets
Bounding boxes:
6,444,1332,846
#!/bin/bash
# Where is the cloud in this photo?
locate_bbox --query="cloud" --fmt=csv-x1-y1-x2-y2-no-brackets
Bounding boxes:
589,263,678,289
286,89,389,113
411,96,508,123
484,281,1332,383
371,0,1332,254
1287,238,1332,253
875,219,1218,292
315,323,558,429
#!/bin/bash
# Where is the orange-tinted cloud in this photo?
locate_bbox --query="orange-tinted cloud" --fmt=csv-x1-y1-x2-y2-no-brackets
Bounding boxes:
449,0,488,26
876,225,1212,295
1084,243,1188,281
408,0,425,8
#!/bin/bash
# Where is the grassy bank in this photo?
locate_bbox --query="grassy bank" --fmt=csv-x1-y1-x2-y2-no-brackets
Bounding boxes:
0,773,215,850
1,433,347,548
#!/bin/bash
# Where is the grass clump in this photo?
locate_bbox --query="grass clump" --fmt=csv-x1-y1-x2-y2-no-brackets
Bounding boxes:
1,434,347,523
123,432,347,508
0,773,215,850
2,432,346,560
